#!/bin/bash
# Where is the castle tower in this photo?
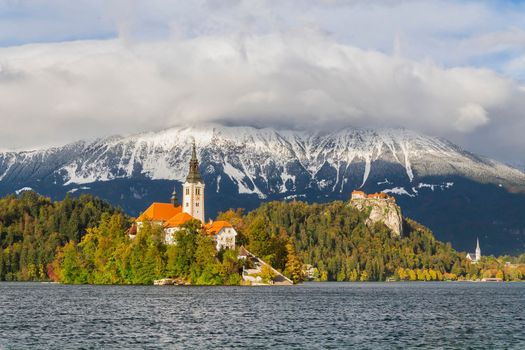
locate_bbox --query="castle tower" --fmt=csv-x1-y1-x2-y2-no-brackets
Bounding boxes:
182,141,205,222
475,237,481,262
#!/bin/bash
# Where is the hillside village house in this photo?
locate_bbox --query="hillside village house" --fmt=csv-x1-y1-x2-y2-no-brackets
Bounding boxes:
130,141,237,251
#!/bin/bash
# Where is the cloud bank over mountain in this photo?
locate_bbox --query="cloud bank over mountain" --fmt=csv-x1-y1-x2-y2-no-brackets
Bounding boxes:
0,0,524,163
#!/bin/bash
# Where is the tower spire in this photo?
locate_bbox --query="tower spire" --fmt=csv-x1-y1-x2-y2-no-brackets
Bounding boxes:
186,140,203,183
191,140,197,162
475,237,481,262
171,186,178,206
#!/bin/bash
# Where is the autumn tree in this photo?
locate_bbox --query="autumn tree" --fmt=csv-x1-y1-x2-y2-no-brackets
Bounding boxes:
284,241,303,283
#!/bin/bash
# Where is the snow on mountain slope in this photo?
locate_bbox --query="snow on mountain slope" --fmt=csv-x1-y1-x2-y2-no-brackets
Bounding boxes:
0,124,524,198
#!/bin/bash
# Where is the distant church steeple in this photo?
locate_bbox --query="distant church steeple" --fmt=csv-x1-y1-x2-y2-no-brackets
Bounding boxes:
182,140,205,222
475,237,481,262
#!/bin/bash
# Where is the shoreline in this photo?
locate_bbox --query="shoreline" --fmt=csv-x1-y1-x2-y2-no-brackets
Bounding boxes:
1,280,522,286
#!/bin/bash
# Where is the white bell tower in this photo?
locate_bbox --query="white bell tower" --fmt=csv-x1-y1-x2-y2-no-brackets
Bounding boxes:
182,141,205,222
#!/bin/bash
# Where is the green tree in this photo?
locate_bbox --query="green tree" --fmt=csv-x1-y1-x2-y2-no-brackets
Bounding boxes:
192,234,221,285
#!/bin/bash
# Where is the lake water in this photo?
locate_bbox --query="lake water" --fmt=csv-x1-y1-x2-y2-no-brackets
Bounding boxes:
0,282,524,349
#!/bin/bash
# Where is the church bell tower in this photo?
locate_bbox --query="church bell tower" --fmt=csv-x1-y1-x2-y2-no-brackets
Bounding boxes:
182,141,205,222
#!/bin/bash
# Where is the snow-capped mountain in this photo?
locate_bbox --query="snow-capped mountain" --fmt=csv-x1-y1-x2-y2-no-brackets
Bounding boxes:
1,124,525,255
1,125,523,194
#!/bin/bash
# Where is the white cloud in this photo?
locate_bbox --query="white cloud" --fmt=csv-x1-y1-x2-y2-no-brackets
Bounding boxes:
0,32,521,152
454,104,489,132
0,0,524,163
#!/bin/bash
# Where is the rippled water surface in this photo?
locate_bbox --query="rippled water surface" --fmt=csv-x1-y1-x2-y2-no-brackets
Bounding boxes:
0,282,524,349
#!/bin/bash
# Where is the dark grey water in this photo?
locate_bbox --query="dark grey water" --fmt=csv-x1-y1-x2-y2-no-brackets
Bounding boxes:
0,282,524,349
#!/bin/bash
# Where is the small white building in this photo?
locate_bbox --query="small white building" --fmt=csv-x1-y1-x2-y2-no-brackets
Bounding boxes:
204,220,237,251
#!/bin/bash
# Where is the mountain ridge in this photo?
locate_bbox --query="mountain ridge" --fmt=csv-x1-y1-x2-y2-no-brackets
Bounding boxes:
1,124,523,193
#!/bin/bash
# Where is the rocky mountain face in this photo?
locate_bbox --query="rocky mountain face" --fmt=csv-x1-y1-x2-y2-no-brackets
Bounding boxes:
350,197,404,237
0,124,524,255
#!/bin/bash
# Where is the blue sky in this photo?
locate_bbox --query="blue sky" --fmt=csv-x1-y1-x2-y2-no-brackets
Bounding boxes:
0,0,524,163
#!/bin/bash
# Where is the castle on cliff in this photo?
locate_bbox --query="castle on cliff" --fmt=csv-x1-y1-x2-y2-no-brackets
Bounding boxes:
350,189,402,236
129,141,237,251
351,190,395,202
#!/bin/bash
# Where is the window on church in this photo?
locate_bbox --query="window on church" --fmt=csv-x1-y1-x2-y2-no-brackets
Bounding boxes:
196,188,200,195
186,188,189,195
196,202,199,207
186,202,189,207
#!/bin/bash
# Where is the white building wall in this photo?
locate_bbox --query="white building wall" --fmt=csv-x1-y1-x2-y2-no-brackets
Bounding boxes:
136,220,164,233
182,181,205,222
215,227,237,251
165,227,181,245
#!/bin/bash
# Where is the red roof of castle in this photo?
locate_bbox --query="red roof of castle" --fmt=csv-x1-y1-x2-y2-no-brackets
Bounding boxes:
136,203,182,222
367,192,389,199
367,192,395,201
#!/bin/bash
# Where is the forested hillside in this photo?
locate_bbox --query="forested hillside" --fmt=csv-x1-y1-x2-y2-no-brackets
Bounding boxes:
0,192,123,281
1,193,523,283
222,201,525,281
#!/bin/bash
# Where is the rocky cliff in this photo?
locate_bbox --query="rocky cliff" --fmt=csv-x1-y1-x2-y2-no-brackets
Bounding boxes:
350,198,403,237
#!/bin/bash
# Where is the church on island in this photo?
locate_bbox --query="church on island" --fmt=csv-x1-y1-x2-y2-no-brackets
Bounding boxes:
129,141,237,251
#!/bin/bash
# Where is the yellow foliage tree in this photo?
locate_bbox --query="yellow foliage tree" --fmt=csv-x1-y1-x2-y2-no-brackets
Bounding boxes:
360,271,369,281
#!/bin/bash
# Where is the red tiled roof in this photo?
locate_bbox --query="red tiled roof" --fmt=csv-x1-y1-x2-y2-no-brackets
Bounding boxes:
204,220,232,236
136,202,182,222
368,192,389,199
164,212,194,228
